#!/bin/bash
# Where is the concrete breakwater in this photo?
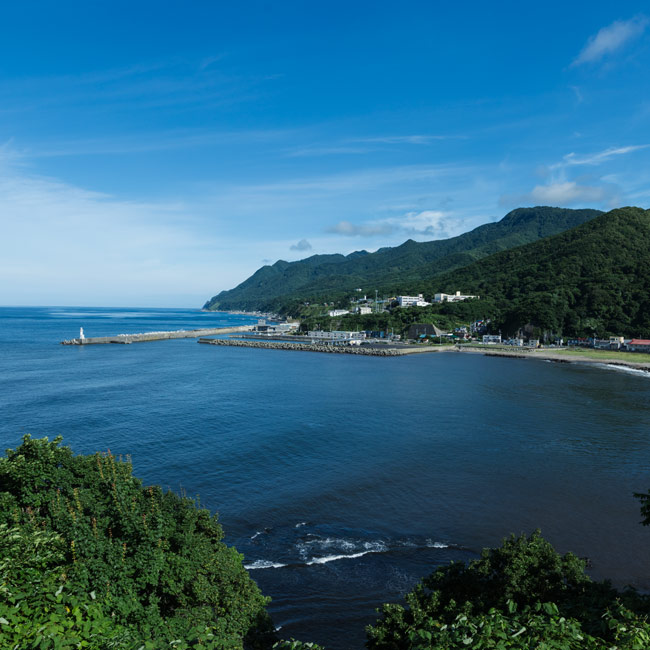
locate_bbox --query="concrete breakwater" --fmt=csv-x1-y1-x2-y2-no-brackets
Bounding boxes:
61,325,254,345
198,337,405,356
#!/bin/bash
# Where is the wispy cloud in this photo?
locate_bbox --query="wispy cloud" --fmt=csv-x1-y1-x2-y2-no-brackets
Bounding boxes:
349,134,464,145
247,164,463,194
0,56,270,120
572,15,649,66
20,128,293,158
198,54,227,71
285,133,464,157
508,143,648,209
557,145,649,167
286,145,374,157
0,152,253,306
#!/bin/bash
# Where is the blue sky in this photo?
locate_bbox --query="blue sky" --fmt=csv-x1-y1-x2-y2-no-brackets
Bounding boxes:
2,2,650,307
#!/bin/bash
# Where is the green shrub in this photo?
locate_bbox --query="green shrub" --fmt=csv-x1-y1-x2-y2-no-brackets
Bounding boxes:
0,436,274,649
366,532,650,650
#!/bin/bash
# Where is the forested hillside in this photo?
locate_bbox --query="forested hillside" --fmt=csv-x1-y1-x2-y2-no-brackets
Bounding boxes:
430,206,650,338
204,207,601,313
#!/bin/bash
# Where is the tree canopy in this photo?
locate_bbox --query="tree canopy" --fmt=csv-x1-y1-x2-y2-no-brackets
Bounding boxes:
0,435,273,649
366,531,650,650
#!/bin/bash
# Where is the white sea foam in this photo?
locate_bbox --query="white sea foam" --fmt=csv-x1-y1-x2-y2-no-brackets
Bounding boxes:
246,536,452,571
244,559,287,570
305,539,388,565
425,539,449,548
603,364,650,377
306,550,375,565
250,531,263,540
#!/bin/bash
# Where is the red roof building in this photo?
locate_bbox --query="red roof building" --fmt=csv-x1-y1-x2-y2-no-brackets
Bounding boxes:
626,339,650,352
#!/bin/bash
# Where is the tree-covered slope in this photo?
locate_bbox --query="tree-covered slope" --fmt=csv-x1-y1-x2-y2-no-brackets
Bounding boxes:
430,206,650,338
203,207,601,312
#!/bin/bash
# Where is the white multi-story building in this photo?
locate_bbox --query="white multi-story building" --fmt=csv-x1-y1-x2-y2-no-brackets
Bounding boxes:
328,309,350,317
308,330,366,345
482,334,502,344
356,305,372,314
397,294,430,307
433,291,478,303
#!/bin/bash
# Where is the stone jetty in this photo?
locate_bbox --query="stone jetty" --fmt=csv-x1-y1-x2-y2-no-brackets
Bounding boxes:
198,337,406,356
61,325,254,345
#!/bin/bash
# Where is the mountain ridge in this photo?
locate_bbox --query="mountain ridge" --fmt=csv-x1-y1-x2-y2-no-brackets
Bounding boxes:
204,206,603,312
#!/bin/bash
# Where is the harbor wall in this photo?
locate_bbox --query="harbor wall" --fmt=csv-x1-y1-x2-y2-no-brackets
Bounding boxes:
61,326,254,345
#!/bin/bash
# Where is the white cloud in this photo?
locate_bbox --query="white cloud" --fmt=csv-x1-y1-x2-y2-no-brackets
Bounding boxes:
349,135,463,145
558,145,649,167
0,153,251,306
285,134,465,157
326,210,451,239
327,220,395,237
246,164,461,195
573,16,649,66
21,128,293,158
527,182,608,204
286,145,373,157
385,210,450,238
290,238,312,251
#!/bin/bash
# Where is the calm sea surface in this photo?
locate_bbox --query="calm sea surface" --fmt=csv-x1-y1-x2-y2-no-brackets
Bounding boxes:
1,306,650,648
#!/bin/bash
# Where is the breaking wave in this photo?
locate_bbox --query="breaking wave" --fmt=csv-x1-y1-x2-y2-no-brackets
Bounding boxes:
243,529,453,570
602,364,650,376
244,559,288,570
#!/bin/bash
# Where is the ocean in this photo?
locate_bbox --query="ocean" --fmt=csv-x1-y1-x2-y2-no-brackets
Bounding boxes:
1,306,650,649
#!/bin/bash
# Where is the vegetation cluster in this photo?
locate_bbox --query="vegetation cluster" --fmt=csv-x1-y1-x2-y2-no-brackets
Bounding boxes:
296,299,490,339
207,206,650,341
366,531,650,650
429,207,650,339
0,436,273,649
3,437,650,649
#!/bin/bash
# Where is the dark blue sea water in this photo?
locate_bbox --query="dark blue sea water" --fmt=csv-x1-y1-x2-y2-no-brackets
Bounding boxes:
2,306,650,649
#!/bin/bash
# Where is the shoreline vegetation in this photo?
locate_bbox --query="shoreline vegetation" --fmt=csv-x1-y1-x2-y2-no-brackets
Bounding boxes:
5,438,650,650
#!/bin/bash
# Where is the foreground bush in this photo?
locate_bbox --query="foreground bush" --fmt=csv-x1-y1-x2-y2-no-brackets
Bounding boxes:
0,436,274,649
366,531,650,649
3,436,649,649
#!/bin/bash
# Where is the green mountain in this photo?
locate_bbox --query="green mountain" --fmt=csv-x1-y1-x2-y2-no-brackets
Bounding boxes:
203,206,602,312
429,206,650,338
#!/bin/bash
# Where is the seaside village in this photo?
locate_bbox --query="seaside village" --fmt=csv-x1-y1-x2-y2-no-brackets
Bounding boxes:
248,290,650,353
